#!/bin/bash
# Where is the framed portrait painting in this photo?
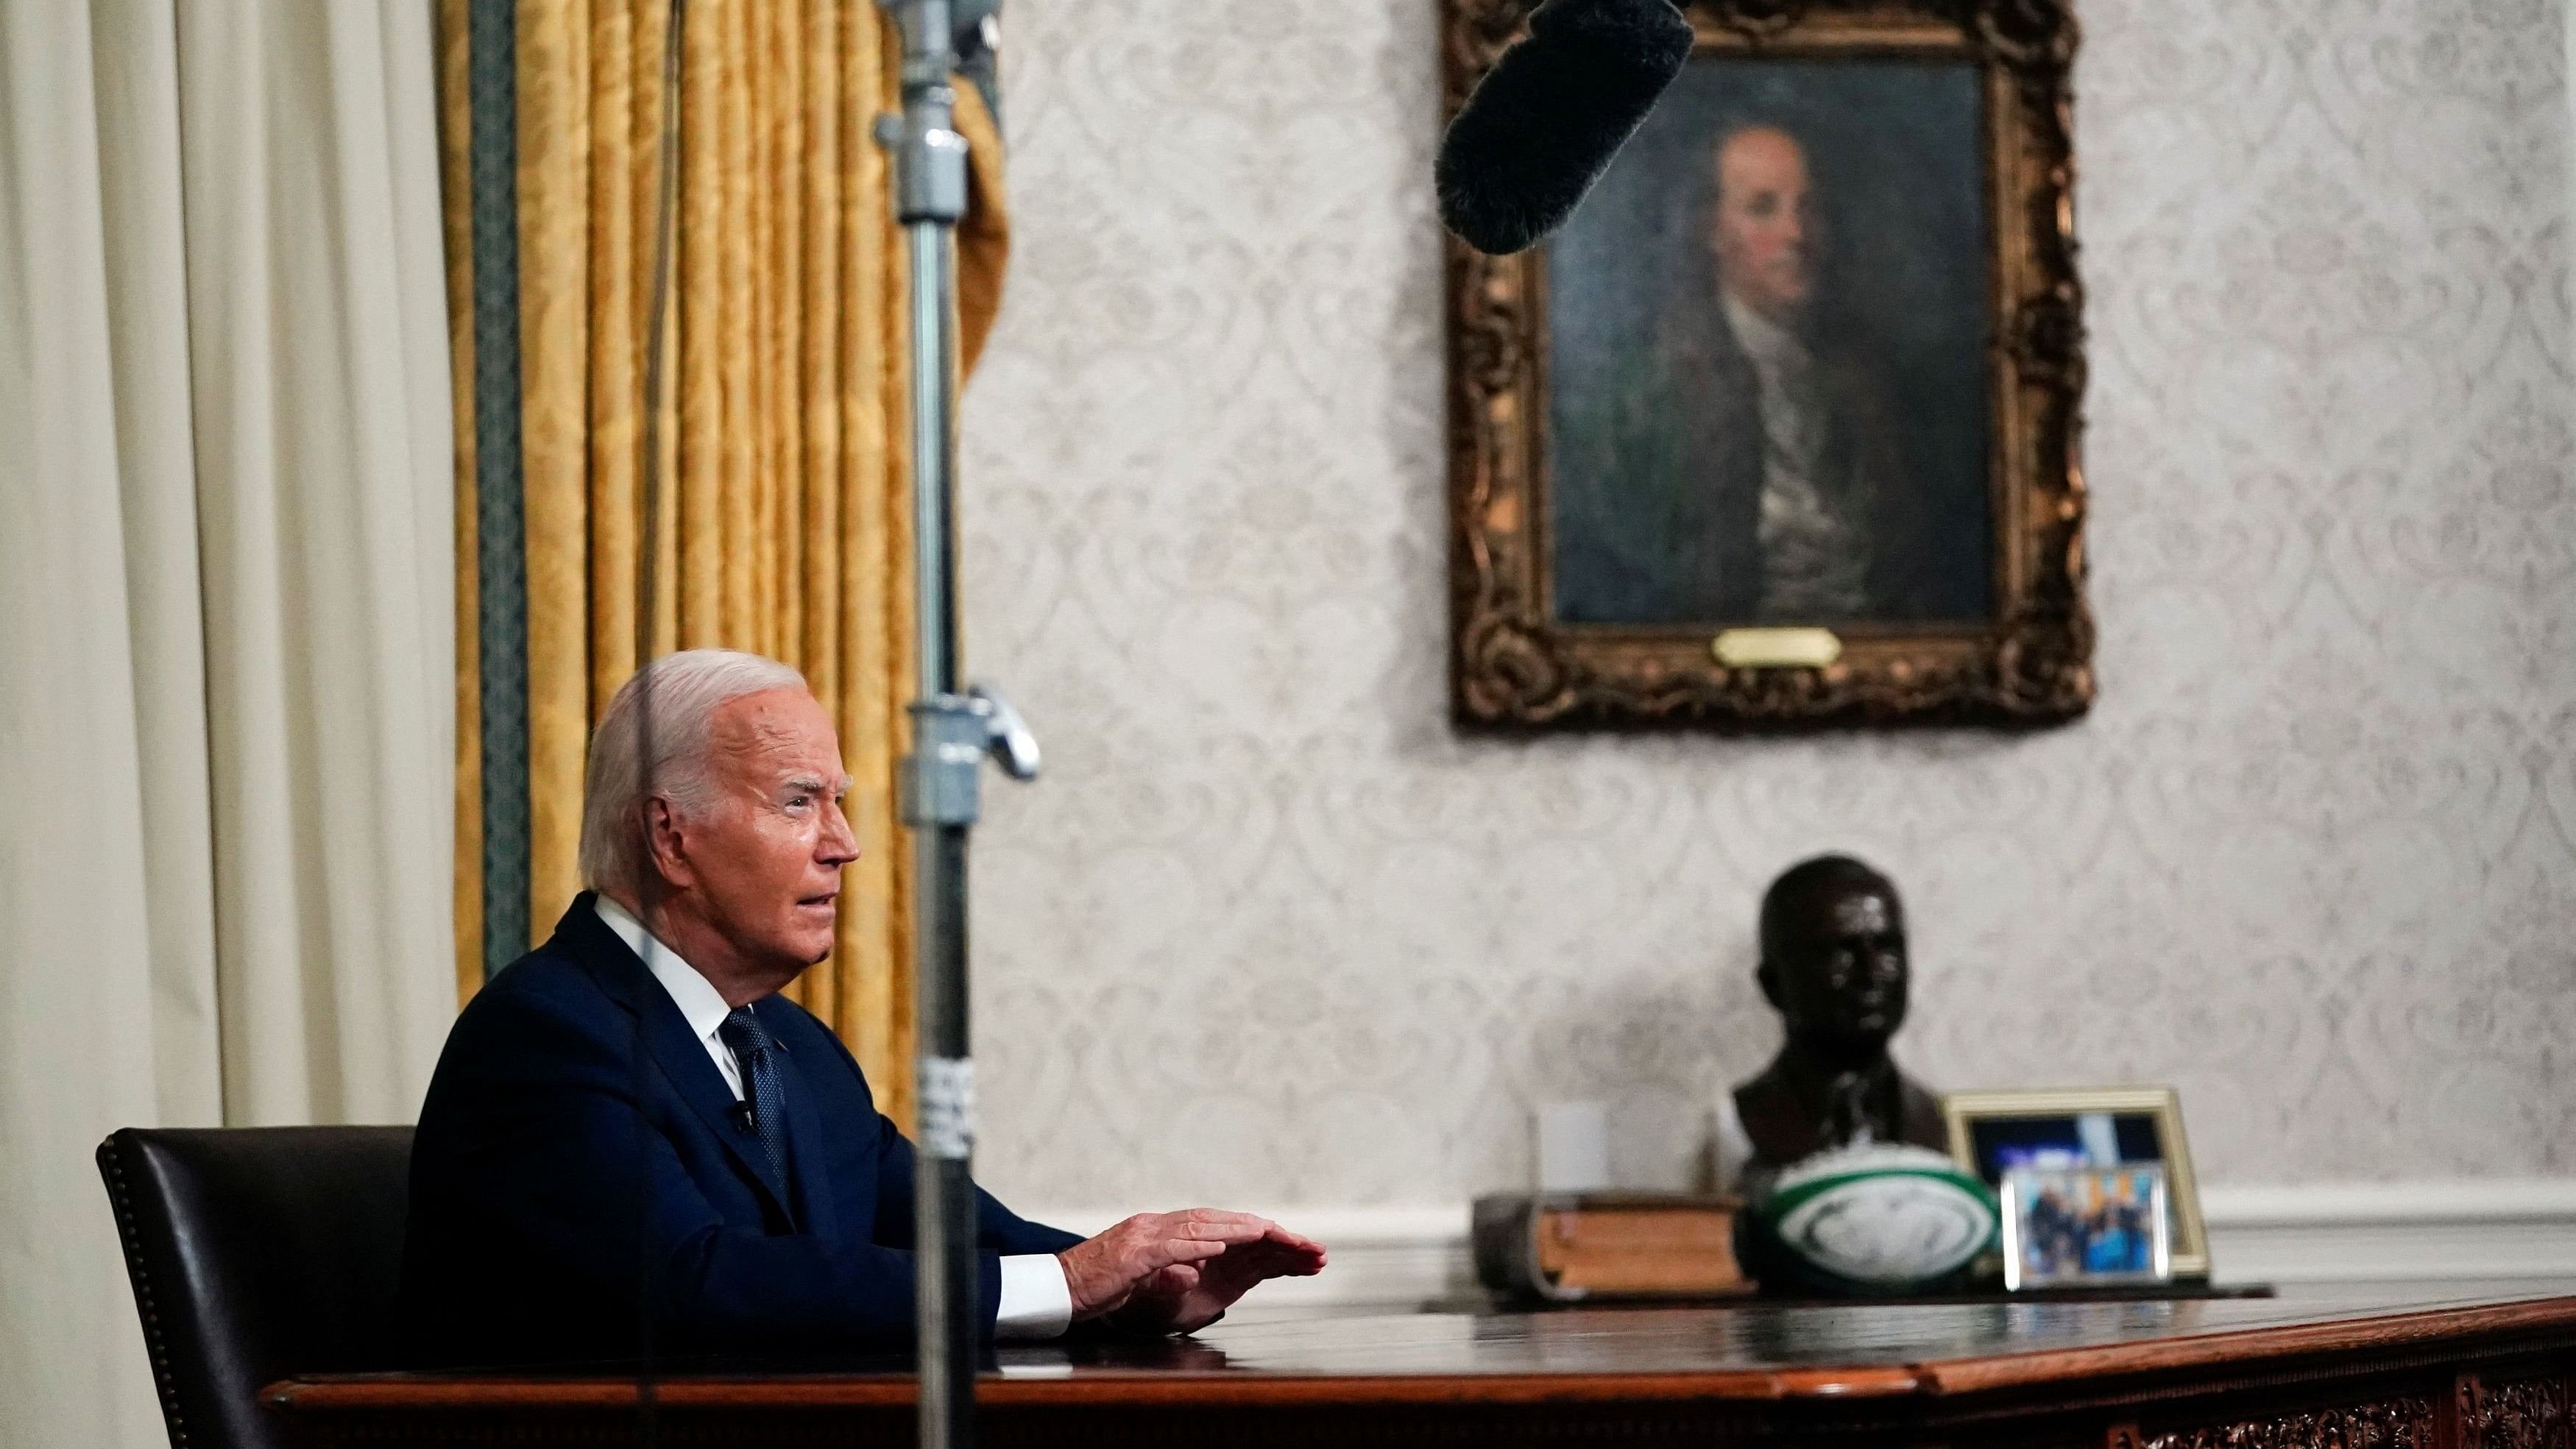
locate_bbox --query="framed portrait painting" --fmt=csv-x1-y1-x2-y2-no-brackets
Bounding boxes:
1444,0,2093,728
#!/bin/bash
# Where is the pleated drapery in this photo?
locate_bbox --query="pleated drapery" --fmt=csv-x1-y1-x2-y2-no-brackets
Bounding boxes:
441,0,1013,1122
0,3,457,1447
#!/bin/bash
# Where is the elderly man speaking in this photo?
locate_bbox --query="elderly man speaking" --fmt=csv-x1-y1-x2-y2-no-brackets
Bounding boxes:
403,649,1323,1363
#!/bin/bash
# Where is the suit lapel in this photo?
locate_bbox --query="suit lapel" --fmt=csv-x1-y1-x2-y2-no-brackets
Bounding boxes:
559,896,796,1221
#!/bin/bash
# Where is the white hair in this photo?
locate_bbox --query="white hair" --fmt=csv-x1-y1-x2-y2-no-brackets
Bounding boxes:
578,648,810,899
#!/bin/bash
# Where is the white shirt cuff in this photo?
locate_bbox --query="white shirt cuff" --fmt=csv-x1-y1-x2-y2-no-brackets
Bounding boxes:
994,1253,1073,1340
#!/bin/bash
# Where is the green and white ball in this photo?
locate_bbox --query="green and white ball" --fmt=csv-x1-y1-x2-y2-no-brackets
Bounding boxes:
1746,1142,1998,1292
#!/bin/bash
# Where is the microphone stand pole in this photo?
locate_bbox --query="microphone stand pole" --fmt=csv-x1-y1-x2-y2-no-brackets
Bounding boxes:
877,4,1036,1447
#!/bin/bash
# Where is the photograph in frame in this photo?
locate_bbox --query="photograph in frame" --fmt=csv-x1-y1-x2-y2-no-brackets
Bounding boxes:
1942,1086,2209,1280
2000,1164,2173,1290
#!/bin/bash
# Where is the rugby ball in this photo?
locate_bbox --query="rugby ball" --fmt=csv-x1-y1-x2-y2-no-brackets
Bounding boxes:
1743,1142,1998,1292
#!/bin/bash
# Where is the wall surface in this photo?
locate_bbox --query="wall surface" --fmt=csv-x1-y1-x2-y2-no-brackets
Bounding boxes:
959,0,2575,1210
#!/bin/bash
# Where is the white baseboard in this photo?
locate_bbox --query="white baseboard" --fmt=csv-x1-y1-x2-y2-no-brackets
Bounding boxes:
1033,1182,2576,1310
2198,1181,2576,1284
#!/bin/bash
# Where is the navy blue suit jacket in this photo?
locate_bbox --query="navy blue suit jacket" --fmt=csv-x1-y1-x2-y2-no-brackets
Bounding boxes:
400,894,1080,1365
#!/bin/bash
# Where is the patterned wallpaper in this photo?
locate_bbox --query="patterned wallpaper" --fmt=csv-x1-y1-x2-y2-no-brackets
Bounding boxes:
956,0,2575,1206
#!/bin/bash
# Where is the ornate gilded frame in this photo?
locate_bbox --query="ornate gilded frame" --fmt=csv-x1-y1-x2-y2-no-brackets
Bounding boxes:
1942,1085,2208,1280
1444,0,2092,728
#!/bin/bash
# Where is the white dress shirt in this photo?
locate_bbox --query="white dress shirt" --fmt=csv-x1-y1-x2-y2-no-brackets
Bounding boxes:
1723,291,1870,620
593,896,1073,1339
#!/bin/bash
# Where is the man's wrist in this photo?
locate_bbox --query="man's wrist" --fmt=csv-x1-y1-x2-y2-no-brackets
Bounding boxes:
1055,1247,1103,1322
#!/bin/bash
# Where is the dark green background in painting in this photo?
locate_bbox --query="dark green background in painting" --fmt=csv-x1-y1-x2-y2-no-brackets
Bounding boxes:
1546,57,1995,627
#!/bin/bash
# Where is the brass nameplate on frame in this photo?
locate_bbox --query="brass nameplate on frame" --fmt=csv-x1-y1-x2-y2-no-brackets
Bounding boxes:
1713,628,1842,670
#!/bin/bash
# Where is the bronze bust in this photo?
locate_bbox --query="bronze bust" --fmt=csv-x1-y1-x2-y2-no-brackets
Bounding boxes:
1716,854,1945,1189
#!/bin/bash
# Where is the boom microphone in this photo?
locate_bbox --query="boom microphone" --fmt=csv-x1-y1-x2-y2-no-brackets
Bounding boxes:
1435,0,1695,256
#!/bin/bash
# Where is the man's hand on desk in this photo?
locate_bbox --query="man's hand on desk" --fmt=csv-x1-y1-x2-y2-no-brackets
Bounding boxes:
1058,1210,1328,1335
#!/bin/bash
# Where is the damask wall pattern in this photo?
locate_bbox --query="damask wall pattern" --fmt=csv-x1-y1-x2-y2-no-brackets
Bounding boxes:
955,0,2575,1207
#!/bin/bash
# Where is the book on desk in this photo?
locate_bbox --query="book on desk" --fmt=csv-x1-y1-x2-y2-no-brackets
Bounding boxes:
1472,1192,1755,1302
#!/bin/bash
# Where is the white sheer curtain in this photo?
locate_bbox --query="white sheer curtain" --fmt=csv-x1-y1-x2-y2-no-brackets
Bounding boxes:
0,3,453,1445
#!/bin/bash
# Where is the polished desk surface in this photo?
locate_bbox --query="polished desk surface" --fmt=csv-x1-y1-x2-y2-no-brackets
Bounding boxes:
268,1286,2576,1410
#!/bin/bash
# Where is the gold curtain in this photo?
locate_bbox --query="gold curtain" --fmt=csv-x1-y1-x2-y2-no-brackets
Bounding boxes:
438,0,1012,1124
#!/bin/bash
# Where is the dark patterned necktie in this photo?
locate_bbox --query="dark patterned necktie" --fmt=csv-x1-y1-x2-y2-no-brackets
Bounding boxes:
718,1007,790,1186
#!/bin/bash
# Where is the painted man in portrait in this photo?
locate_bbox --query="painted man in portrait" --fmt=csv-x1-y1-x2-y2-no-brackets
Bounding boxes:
1655,121,1922,623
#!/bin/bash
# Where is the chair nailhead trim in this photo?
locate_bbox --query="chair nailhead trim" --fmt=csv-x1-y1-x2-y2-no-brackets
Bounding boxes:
101,1142,193,1449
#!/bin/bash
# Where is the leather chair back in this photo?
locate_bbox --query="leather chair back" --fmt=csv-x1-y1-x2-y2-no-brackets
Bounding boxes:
97,1126,414,1449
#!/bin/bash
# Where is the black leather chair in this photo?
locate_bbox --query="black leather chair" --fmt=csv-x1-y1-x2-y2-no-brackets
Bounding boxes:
97,1126,414,1449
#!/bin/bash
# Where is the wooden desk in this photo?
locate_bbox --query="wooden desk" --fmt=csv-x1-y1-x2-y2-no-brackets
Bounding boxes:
266,1286,2576,1448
